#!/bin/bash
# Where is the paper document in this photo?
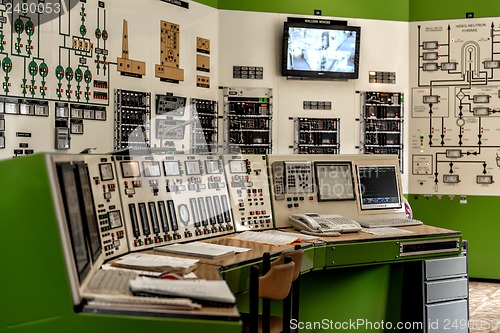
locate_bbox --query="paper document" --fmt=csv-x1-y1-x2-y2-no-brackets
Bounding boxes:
113,253,199,273
129,277,236,307
263,229,319,241
361,227,414,236
155,241,251,259
233,231,301,245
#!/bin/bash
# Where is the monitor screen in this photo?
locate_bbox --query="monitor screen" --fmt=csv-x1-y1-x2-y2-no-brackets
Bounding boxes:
74,162,102,263
229,160,247,174
282,21,361,79
205,160,220,174
315,162,355,201
56,162,91,283
356,165,402,210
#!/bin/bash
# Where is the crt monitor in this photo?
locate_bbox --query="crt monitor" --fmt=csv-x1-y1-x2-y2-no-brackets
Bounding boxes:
356,165,402,211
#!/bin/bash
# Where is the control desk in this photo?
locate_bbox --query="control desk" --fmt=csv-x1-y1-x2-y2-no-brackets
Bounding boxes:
0,153,464,333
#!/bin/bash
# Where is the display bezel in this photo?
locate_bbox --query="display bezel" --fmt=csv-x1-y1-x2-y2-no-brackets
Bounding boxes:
282,21,361,80
314,161,355,201
120,161,141,178
142,160,162,177
356,164,402,211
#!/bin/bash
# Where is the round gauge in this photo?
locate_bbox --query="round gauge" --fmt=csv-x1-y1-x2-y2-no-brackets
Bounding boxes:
178,204,190,226
75,68,83,83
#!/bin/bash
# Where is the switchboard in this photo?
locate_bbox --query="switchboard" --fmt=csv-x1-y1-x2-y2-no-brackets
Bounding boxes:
360,91,404,171
114,154,234,252
222,87,272,154
293,117,340,154
223,155,273,231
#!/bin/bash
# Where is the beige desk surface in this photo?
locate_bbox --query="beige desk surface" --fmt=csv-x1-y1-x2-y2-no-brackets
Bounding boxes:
146,224,460,269
103,224,460,319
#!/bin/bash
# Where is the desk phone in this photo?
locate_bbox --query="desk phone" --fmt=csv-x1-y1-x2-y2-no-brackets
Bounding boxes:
289,213,362,236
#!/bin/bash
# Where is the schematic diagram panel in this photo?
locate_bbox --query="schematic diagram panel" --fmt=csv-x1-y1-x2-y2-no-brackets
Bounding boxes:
409,18,500,195
0,0,110,103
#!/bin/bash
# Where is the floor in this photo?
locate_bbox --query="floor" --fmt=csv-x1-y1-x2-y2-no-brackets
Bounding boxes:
469,281,500,332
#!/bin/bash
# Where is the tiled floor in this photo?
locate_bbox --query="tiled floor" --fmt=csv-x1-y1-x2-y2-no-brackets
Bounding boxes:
469,281,500,332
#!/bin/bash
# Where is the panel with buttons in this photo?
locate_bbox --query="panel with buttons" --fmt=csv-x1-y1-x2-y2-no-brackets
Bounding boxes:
223,155,273,231
85,155,129,260
114,154,235,252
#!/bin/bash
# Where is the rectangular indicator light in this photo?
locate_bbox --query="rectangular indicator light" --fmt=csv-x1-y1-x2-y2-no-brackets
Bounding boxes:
443,174,460,184
477,175,493,184
446,149,462,158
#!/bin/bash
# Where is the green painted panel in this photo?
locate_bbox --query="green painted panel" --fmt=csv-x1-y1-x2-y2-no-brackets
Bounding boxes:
217,0,409,22
299,266,396,333
408,195,500,280
0,155,76,329
409,0,500,21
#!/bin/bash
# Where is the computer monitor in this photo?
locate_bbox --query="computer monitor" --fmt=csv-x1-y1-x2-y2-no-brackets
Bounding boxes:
356,165,402,211
314,162,355,201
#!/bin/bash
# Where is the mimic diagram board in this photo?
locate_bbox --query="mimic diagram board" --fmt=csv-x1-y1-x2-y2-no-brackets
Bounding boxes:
409,18,500,195
0,0,110,103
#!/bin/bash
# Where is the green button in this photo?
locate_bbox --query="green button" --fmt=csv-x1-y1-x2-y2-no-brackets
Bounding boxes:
294,203,299,208
287,197,292,201
293,197,298,201
299,197,304,201
288,204,293,208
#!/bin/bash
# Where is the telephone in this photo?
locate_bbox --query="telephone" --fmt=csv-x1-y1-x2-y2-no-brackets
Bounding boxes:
289,213,362,236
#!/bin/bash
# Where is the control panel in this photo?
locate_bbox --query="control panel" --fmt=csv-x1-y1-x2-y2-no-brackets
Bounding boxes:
223,155,273,231
293,117,340,154
114,154,234,252
267,154,406,227
86,155,129,259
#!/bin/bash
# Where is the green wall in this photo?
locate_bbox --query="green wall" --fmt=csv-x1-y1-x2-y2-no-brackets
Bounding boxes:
195,0,410,21
409,0,500,21
408,195,500,280
195,0,500,22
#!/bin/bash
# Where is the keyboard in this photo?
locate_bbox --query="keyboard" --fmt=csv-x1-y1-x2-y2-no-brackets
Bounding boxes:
323,216,362,233
87,269,138,295
87,294,201,310
358,218,423,228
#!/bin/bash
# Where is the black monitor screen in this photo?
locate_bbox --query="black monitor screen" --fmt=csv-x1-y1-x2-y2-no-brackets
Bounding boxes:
56,162,91,283
75,162,102,263
357,165,401,210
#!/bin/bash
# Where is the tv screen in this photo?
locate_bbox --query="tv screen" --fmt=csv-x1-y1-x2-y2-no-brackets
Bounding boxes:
282,21,361,79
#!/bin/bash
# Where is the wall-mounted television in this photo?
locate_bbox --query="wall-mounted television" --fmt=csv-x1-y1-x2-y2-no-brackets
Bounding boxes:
282,20,361,80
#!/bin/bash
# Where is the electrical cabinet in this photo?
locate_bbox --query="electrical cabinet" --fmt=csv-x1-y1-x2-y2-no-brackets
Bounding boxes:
222,87,272,154
293,117,340,154
360,91,404,171
114,89,151,151
190,98,218,154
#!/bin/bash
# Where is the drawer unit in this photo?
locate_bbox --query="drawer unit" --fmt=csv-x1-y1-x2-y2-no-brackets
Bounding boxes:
426,300,469,333
425,278,468,303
